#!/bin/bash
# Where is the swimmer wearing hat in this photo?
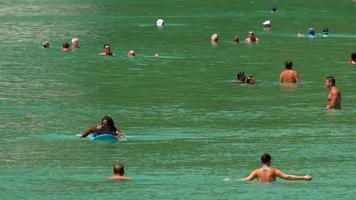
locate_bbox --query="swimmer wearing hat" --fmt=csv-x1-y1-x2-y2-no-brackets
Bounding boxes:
128,50,136,57
156,19,165,28
211,33,219,46
262,20,271,30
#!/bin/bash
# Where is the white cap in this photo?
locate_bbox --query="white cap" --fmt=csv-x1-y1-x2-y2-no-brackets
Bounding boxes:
156,19,165,27
262,20,271,25
71,38,79,43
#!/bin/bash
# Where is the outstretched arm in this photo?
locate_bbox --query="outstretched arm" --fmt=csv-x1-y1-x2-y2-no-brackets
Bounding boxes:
240,170,257,181
275,169,312,181
81,127,96,138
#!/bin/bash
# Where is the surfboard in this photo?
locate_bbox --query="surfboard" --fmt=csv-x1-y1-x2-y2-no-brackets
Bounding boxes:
88,132,118,142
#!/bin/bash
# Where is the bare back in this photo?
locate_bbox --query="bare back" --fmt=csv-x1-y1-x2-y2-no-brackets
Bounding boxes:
255,167,277,183
280,69,300,83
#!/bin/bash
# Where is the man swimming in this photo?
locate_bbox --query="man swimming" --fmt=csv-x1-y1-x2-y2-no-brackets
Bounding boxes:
108,162,132,181
99,44,113,56
240,153,312,183
347,53,356,65
325,76,341,109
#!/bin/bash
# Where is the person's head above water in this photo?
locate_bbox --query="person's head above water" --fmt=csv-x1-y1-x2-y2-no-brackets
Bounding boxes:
113,162,125,175
261,153,272,165
325,76,336,87
285,60,293,69
101,115,116,130
42,41,49,48
237,72,246,83
351,53,356,61
71,38,79,48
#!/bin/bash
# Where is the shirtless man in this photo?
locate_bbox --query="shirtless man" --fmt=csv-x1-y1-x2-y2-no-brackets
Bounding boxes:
347,53,356,65
240,153,312,183
325,76,342,109
245,31,260,44
279,60,300,83
108,162,131,181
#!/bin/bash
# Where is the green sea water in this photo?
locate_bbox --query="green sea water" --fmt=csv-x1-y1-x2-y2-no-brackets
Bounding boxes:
0,0,355,199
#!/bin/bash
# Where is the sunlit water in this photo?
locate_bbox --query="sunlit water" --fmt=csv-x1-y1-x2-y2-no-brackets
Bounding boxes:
0,0,355,199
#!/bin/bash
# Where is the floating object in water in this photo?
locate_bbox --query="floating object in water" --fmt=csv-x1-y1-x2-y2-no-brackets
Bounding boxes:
88,132,118,142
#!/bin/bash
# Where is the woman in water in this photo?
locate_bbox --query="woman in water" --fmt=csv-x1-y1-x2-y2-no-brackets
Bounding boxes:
80,116,125,139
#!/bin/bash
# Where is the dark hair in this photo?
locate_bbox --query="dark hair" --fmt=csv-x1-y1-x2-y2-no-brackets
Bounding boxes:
42,41,49,48
237,72,246,83
113,163,125,175
104,43,110,48
233,36,240,44
62,42,70,48
102,115,117,132
285,60,293,69
261,153,272,164
246,76,255,85
326,76,336,85
351,53,356,61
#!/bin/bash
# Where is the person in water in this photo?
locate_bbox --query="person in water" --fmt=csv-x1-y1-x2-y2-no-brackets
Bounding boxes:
108,162,132,181
128,50,136,57
325,76,342,110
245,31,260,44
240,153,312,183
71,38,79,48
81,116,125,139
236,72,246,83
62,42,71,52
211,33,219,46
233,36,240,44
347,53,356,65
279,60,300,84
99,44,113,56
42,40,49,48
246,76,256,85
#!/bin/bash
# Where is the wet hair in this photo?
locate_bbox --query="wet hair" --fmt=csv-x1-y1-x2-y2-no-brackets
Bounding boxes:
351,53,356,61
322,27,329,34
271,6,277,12
261,153,272,164
326,76,336,85
103,43,110,49
233,36,240,44
63,42,70,48
285,60,293,69
237,72,246,83
113,163,125,175
101,115,117,132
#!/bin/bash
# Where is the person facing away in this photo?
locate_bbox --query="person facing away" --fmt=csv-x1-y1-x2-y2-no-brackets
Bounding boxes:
62,42,71,52
245,31,260,44
81,116,126,139
71,38,79,48
279,60,300,83
108,162,131,181
325,76,341,110
348,53,356,65
99,43,113,56
236,72,246,83
240,153,312,183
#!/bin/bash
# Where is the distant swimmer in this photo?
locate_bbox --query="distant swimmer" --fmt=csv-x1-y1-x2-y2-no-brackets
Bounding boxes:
240,153,312,183
42,40,49,48
128,50,136,57
245,31,260,44
246,76,256,85
237,72,246,83
233,36,240,44
271,6,277,13
321,27,329,38
262,20,271,30
347,53,356,65
279,60,300,84
62,42,71,52
211,33,219,46
154,53,160,58
71,38,79,48
108,162,132,181
156,19,165,28
80,116,126,139
99,44,113,56
325,76,342,110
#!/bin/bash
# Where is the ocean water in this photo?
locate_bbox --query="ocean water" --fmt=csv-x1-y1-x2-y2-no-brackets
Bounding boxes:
0,0,355,199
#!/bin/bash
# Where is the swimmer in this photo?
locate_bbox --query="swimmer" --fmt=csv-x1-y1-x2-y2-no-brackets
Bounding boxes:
42,40,49,48
156,19,165,28
80,116,126,139
62,42,71,52
321,27,329,38
233,36,240,44
237,72,246,83
262,20,271,30
347,53,356,65
211,33,219,46
108,162,132,181
271,6,277,13
240,153,312,183
279,60,300,84
245,31,260,44
71,38,79,48
128,50,136,57
325,76,341,109
154,53,160,58
246,76,256,85
99,44,113,56
307,27,316,38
